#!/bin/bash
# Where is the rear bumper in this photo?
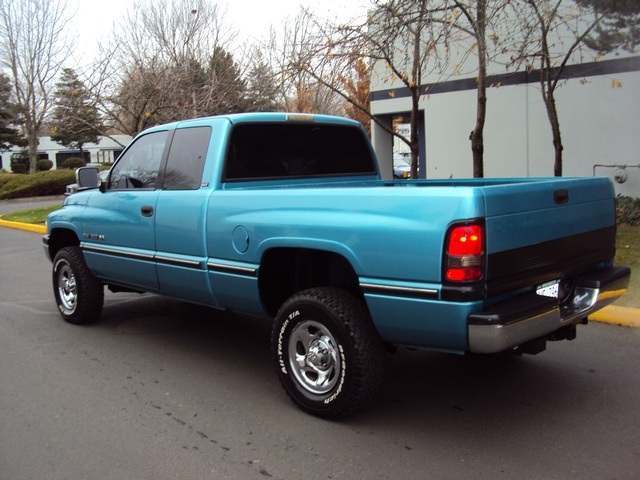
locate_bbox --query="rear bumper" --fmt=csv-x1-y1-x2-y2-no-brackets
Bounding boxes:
468,266,631,353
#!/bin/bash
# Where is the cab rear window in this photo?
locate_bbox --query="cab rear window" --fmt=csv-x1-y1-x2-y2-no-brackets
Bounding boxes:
224,123,376,181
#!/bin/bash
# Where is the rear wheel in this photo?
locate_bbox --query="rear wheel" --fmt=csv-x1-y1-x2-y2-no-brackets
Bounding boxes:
272,287,386,419
52,246,104,324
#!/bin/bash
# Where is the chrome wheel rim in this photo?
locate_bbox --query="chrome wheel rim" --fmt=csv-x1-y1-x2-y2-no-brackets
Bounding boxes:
288,320,340,395
57,263,77,313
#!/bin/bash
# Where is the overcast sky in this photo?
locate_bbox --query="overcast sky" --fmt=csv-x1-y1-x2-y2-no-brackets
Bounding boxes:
68,0,369,63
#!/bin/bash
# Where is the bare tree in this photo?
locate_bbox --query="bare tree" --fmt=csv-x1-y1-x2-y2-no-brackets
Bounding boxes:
264,10,347,115
300,0,454,178
89,0,242,136
451,0,510,177
0,0,75,173
341,57,371,136
510,0,610,176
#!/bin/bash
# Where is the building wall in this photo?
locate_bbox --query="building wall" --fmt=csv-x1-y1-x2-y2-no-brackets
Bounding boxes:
371,59,640,197
369,26,640,198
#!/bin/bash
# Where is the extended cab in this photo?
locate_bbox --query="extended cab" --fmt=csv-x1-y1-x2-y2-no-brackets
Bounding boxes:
44,113,630,418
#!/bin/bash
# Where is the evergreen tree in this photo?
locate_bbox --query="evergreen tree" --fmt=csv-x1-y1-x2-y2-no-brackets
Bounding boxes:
0,72,27,151
244,49,280,112
577,0,640,53
206,47,247,115
50,68,102,155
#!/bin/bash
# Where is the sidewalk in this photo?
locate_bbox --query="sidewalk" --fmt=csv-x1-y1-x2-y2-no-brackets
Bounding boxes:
1,209,637,328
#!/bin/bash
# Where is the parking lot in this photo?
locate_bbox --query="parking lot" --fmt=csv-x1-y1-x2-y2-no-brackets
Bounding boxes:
1,213,639,479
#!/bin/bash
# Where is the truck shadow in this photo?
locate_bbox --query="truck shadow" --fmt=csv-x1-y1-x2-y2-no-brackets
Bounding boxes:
95,292,602,436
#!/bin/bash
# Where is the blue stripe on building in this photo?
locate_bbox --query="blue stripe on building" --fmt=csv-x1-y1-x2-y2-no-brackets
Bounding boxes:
370,55,640,102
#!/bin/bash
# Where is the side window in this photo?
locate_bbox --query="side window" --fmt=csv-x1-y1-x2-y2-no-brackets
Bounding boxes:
163,126,211,190
108,131,168,190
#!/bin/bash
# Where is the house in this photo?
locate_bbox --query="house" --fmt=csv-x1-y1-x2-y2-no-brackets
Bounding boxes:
0,135,132,171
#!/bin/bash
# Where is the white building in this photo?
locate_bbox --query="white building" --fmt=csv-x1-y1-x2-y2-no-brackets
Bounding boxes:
0,135,132,171
369,16,640,198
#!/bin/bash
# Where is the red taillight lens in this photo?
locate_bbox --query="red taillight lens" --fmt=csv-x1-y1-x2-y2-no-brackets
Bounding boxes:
445,224,484,282
448,225,483,255
446,266,483,282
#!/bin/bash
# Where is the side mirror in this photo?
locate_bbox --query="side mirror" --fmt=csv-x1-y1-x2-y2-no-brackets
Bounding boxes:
76,166,100,189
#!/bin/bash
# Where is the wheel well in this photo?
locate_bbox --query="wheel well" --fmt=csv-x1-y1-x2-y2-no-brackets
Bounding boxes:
259,248,361,316
47,228,80,260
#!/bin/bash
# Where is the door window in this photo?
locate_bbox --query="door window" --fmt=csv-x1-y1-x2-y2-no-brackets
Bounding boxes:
108,131,168,190
163,126,212,190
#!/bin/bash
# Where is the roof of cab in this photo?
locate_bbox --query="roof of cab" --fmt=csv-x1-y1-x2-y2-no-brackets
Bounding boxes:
137,112,362,136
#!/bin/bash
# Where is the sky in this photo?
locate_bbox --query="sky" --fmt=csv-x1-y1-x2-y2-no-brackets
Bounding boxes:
68,0,370,64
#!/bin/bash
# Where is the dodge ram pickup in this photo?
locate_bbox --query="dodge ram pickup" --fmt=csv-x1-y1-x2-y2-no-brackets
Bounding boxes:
44,112,630,418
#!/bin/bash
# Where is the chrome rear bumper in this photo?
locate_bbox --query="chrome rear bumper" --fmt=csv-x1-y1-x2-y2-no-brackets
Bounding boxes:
468,266,631,354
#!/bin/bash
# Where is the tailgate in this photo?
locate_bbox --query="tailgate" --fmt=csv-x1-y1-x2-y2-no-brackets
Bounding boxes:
480,177,617,297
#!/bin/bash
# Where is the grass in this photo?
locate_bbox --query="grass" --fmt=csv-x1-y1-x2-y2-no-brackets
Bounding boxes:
1,205,61,224
2,203,637,307
615,224,639,307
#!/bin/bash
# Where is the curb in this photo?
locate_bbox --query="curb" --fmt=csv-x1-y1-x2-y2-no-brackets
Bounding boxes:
0,217,637,328
589,306,640,328
0,217,47,234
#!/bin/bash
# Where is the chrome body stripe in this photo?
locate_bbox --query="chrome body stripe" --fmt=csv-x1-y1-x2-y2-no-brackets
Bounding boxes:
83,244,202,269
82,243,155,261
360,282,438,299
207,261,258,277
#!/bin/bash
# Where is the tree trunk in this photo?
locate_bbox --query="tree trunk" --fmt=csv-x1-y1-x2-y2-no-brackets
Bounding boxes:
470,84,486,178
542,81,563,177
470,0,487,178
28,135,39,174
550,105,564,177
409,88,421,179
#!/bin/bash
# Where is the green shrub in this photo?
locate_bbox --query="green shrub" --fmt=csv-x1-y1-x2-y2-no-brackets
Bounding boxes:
0,170,76,199
37,159,54,171
62,157,86,169
11,163,28,174
616,195,640,227
10,151,29,173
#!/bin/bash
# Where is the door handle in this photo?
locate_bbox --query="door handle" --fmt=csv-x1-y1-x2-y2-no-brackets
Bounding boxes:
141,205,154,217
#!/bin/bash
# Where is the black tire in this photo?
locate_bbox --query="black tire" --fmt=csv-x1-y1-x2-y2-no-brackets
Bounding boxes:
272,287,386,419
52,246,104,324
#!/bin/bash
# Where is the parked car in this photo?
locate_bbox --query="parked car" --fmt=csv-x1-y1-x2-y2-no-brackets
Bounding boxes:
393,153,414,179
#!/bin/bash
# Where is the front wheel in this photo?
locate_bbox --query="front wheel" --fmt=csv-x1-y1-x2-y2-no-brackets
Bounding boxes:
52,246,104,324
272,287,386,419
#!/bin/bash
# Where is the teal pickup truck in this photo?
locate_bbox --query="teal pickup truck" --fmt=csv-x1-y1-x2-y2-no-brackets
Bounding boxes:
44,113,630,418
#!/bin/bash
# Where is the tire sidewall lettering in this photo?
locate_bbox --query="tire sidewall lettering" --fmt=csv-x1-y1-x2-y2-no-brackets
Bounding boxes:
277,317,291,375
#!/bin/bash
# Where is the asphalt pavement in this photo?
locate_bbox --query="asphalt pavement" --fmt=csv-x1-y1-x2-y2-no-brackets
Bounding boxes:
1,224,639,480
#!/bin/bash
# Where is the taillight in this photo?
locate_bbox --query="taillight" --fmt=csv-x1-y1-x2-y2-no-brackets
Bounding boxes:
445,223,484,282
